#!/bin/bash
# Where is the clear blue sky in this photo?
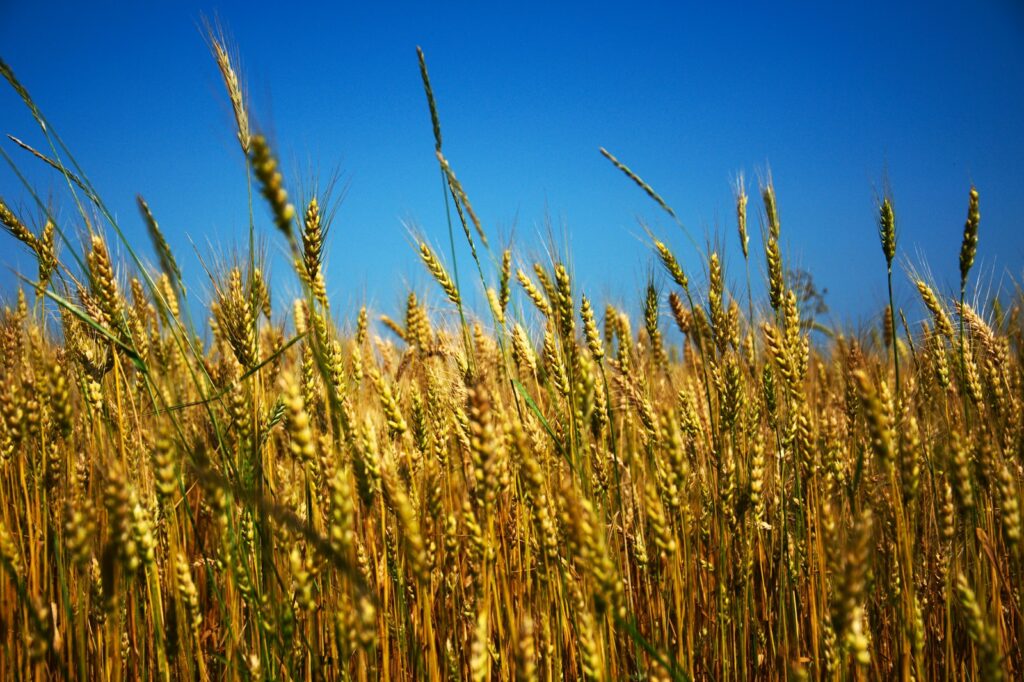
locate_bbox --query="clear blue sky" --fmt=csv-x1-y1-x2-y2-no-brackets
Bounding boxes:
2,1,1023,327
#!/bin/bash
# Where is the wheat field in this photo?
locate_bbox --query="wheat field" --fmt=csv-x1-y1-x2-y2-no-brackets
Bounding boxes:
0,35,1021,682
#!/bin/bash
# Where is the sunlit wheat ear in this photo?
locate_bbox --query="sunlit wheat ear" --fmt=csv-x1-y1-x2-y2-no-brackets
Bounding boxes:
379,314,406,343
580,295,604,361
208,30,250,154
644,282,666,367
956,301,1001,359
416,46,442,151
404,291,432,353
35,220,57,291
746,435,766,517
370,366,408,437
498,249,511,319
155,273,179,322
653,240,688,292
553,262,574,341
642,475,675,562
150,426,178,502
3,236,47,317
995,462,1021,549
515,268,551,318
531,262,556,304
948,431,975,513
213,267,258,369
707,252,726,353
418,242,460,306
761,322,796,399
762,179,780,240
137,195,182,291
666,291,690,337
44,352,73,439
542,323,569,398
302,197,326,286
877,197,896,268
510,323,538,376
734,174,749,259
467,380,502,516
281,370,315,465
436,150,488,247
758,179,787,313
959,186,980,294
915,280,954,338
599,147,676,219
761,241,783,314
86,234,126,339
962,346,985,406
249,134,295,237
0,199,49,286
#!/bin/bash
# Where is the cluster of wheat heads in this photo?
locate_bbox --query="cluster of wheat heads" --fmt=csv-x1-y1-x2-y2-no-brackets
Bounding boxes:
0,38,1022,682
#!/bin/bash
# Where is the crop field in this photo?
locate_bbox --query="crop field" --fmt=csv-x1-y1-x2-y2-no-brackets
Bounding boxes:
0,32,1021,682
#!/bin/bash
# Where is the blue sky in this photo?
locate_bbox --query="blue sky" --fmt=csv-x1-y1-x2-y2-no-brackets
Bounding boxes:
1,1,1022,328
